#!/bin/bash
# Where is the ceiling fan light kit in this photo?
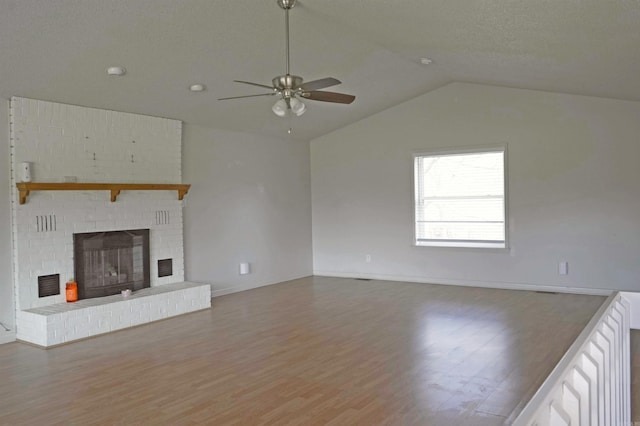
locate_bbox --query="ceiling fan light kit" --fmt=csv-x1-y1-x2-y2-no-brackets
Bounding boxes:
218,0,355,118
290,98,306,115
272,97,306,117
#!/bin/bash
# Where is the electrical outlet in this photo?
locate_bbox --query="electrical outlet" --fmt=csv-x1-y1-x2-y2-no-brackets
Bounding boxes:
559,261,568,275
365,254,371,263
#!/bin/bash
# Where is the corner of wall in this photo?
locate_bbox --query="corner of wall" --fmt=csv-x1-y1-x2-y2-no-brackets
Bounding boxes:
0,328,17,345
1,99,16,332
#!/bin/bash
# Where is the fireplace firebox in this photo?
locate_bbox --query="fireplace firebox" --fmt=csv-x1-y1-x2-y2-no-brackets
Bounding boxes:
73,229,150,300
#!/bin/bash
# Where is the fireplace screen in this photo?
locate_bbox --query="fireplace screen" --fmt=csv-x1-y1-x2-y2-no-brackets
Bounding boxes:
74,229,150,299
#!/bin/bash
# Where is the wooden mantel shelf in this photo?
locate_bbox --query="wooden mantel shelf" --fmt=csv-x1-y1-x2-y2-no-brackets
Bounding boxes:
16,182,191,204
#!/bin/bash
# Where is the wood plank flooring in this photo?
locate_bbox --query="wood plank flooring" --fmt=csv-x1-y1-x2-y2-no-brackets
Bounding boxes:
631,330,640,422
0,276,604,425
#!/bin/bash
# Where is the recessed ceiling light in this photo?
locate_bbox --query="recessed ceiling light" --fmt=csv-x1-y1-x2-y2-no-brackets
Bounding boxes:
189,84,206,92
106,66,126,76
419,58,433,65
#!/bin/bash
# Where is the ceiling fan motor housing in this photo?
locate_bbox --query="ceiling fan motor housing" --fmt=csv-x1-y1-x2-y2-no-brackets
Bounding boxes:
273,75,303,91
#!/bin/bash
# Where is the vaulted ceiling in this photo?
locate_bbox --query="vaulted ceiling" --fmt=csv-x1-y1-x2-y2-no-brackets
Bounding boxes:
1,0,638,140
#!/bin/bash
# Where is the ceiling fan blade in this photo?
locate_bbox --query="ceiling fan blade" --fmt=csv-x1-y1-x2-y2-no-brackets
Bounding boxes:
234,80,275,90
218,93,276,101
301,91,355,104
298,77,341,91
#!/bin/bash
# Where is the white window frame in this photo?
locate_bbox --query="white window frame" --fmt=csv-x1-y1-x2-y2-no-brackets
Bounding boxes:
413,145,508,249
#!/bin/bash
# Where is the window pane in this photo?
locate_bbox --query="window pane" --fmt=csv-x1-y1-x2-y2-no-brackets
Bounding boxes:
416,221,504,242
417,198,504,222
415,150,505,247
418,152,504,198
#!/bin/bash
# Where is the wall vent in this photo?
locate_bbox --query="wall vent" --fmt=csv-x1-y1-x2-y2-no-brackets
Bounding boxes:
155,210,170,225
158,259,173,277
36,215,57,232
38,274,60,298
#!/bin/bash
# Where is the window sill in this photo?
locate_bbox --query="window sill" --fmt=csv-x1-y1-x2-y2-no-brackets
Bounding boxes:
415,241,506,249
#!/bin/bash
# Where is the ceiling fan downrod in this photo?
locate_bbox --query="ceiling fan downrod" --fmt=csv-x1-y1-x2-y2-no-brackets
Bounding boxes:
277,0,296,77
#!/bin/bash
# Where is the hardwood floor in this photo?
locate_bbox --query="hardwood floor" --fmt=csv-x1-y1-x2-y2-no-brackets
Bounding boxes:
0,276,604,425
631,330,640,422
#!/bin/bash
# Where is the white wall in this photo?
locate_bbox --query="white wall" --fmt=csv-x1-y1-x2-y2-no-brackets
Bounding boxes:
183,125,312,296
622,292,640,329
311,83,640,293
0,100,15,342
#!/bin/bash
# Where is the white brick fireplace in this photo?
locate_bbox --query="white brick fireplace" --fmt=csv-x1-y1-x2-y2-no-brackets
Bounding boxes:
10,97,210,347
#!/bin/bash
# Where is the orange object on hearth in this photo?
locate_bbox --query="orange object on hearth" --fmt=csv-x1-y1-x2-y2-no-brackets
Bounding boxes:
66,279,78,302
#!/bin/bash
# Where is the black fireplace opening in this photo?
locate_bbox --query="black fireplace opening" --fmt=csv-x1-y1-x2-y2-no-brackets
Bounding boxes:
74,229,150,300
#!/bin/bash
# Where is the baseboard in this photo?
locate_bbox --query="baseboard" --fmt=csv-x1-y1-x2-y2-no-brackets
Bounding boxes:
211,287,242,298
313,270,613,296
0,329,16,345
210,274,313,298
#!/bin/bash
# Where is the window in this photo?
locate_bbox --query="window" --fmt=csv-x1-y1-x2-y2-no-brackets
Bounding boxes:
414,148,506,248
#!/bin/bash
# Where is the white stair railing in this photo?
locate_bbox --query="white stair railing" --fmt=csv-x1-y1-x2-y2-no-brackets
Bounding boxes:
512,292,630,426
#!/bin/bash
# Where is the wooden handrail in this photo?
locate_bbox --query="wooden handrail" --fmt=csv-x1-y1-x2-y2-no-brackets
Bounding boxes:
16,182,191,204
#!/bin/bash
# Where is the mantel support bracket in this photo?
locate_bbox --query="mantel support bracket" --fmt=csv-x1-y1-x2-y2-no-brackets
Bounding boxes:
19,188,30,205
178,187,189,200
110,189,121,202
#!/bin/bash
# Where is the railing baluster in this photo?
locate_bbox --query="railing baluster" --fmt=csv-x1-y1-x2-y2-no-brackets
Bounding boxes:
512,293,631,426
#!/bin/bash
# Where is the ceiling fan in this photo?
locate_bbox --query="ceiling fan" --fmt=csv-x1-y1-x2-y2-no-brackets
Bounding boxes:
218,0,355,117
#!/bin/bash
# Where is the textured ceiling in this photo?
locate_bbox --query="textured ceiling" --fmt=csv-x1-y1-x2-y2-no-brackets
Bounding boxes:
1,0,638,140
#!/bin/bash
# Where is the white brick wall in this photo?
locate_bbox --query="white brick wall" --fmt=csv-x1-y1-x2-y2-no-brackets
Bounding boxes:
10,98,181,183
16,282,211,347
9,98,192,343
